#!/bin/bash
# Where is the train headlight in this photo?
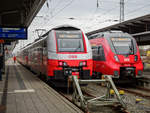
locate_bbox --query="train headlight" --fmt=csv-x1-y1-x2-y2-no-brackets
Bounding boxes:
138,70,142,75
114,55,119,62
58,61,63,66
134,55,138,61
58,61,68,67
63,62,68,67
79,61,87,67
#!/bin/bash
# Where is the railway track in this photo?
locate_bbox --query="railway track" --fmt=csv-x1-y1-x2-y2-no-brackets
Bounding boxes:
83,82,150,113
118,86,150,99
59,91,89,113
53,76,131,113
54,84,129,113
39,74,150,113
59,92,86,112
137,77,150,85
117,77,150,99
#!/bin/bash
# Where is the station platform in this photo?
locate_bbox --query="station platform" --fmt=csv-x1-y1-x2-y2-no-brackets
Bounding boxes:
0,59,83,113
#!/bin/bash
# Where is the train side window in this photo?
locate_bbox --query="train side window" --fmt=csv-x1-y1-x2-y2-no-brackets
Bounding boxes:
98,45,105,61
42,40,47,55
44,40,47,47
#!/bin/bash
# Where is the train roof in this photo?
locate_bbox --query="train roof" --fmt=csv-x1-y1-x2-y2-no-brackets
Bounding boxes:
20,36,46,51
20,25,82,52
41,24,81,37
52,24,80,30
88,30,132,39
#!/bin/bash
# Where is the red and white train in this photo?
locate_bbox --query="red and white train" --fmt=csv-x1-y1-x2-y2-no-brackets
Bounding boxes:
17,25,93,86
88,31,143,79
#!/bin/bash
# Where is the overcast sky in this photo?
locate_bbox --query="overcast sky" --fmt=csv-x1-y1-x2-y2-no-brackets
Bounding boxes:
14,0,150,52
31,0,150,31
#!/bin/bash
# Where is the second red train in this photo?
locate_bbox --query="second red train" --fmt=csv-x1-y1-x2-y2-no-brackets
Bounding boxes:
88,31,143,79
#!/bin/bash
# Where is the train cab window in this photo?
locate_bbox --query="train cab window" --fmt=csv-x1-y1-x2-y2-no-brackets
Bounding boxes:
56,31,84,52
97,45,105,61
110,37,136,55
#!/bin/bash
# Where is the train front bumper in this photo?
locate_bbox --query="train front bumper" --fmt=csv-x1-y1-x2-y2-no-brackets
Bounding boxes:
53,68,91,80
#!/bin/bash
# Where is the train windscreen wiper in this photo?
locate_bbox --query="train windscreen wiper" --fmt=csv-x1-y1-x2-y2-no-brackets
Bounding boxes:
129,45,134,55
74,45,80,52
129,40,134,55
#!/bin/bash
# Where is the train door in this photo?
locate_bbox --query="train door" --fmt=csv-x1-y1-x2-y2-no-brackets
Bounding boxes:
93,45,106,74
92,46,98,72
97,45,106,74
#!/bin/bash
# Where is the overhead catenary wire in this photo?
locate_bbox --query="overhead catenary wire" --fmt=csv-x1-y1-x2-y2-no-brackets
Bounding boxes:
87,0,149,29
52,0,65,12
40,0,75,28
86,5,119,29
125,3,150,16
109,1,150,22
47,0,75,21
85,0,121,29
34,0,150,34
37,0,69,29
21,0,150,49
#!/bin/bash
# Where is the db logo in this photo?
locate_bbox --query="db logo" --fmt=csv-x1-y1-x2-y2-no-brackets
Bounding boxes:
124,58,130,62
68,55,77,58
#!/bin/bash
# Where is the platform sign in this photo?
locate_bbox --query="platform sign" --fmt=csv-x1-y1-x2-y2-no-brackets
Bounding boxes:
0,27,27,39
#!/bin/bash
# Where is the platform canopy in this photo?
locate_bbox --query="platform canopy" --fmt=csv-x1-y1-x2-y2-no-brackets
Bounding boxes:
0,0,46,51
0,0,46,55
86,14,150,45
0,0,45,27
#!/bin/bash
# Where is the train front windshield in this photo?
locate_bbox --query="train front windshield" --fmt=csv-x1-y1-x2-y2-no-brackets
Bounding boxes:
56,31,84,52
111,38,136,55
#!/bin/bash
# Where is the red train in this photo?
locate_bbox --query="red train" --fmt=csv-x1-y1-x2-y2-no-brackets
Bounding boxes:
88,31,143,79
17,25,93,86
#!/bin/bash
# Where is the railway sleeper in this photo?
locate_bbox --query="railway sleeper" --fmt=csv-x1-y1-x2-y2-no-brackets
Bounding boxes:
72,75,127,111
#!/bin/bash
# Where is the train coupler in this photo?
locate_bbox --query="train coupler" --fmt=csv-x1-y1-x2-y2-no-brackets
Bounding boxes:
72,75,127,110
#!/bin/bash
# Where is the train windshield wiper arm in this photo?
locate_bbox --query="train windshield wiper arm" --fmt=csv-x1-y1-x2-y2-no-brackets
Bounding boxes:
74,44,81,52
129,45,134,55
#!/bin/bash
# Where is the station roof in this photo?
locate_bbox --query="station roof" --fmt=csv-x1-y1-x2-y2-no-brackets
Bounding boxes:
0,0,46,54
0,0,45,27
86,14,150,36
86,14,150,45
0,0,46,47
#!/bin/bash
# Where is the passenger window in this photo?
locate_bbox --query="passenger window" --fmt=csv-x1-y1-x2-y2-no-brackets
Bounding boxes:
42,40,47,55
44,40,47,47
